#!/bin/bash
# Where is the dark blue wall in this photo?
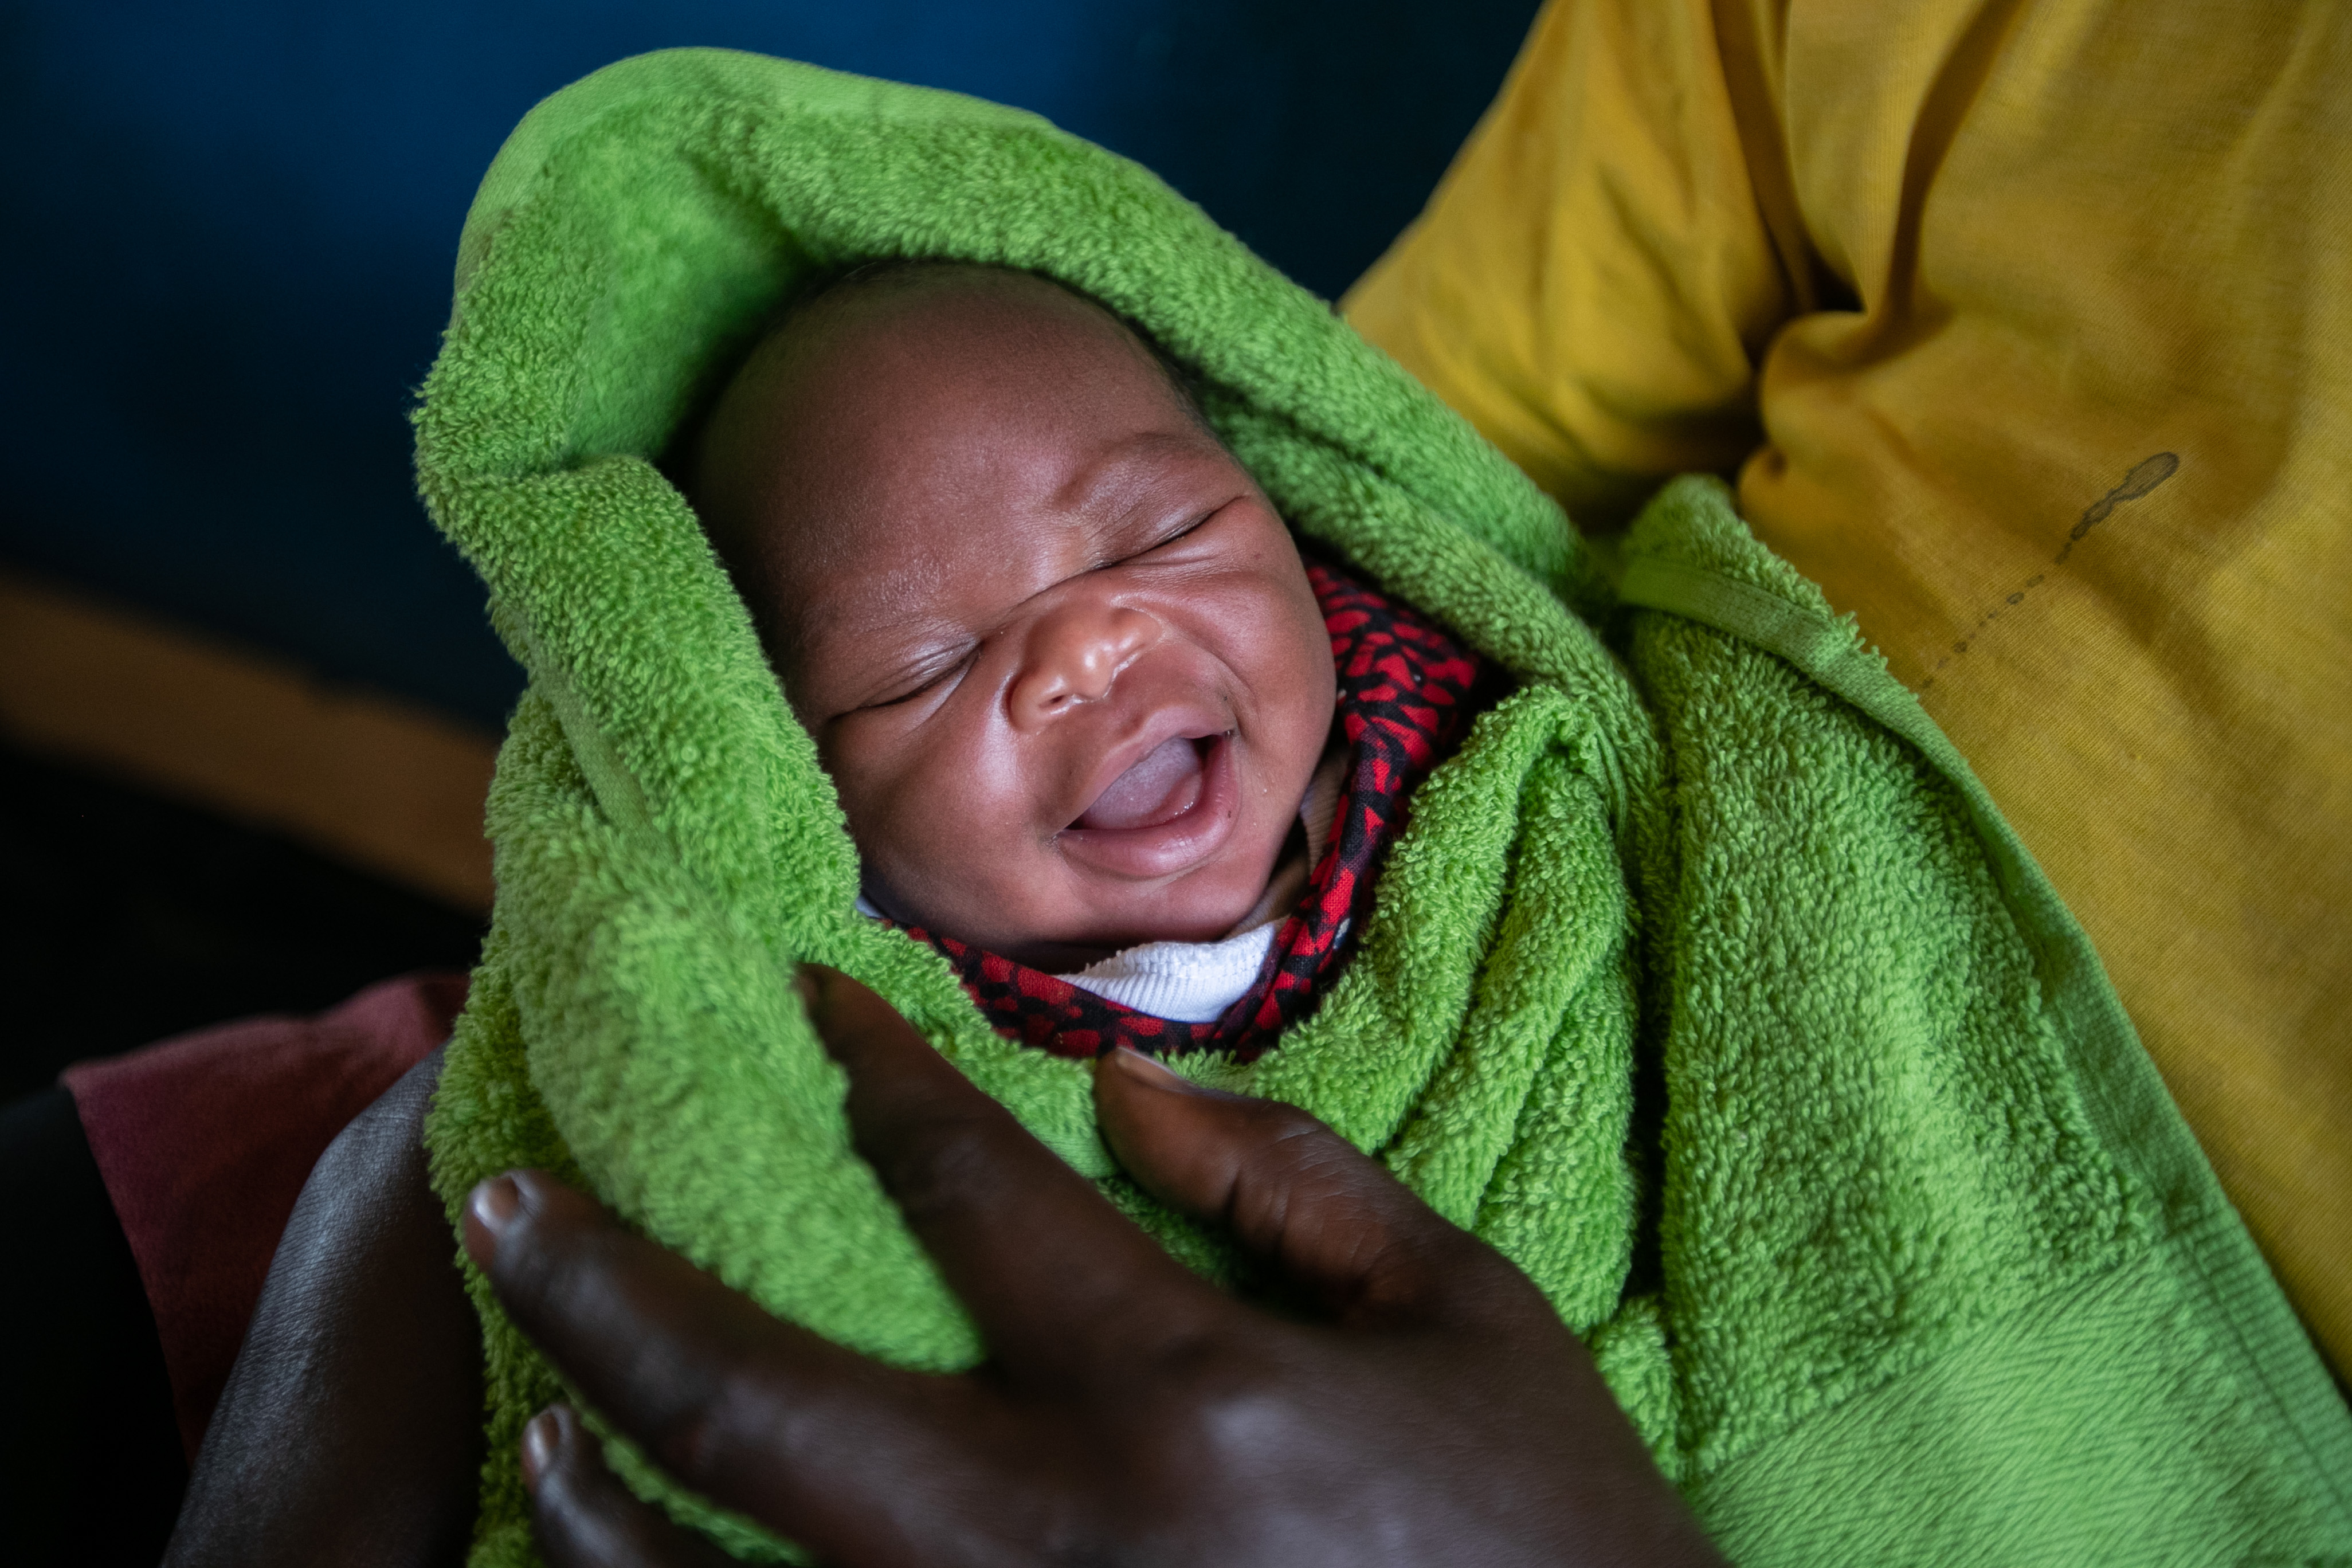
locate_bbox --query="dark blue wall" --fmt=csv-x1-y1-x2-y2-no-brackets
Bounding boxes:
1,1,1536,727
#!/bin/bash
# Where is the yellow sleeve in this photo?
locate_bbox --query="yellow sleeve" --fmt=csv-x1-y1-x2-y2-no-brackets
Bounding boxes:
1342,0,1800,527
1354,0,2352,1383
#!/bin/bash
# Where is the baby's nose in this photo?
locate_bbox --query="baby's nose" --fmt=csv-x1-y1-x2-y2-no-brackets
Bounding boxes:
1009,602,1161,728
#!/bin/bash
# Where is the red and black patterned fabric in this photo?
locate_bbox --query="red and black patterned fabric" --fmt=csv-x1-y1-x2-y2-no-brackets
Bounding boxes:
897,559,1492,1062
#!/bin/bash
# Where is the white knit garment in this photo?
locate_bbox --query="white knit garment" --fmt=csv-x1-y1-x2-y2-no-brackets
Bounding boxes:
1056,922,1280,1022
852,895,1280,1024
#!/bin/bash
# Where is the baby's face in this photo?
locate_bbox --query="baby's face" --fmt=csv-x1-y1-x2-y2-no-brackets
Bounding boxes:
693,271,1336,970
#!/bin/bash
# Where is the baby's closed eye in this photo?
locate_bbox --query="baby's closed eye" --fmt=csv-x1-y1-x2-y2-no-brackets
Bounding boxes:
861,644,978,710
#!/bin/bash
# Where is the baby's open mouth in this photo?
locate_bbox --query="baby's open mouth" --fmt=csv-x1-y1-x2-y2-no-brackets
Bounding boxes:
1058,730,1242,881
1073,735,1210,832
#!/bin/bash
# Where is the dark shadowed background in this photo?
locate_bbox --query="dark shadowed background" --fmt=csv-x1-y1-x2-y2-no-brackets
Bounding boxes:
0,0,1541,1093
1,0,1539,724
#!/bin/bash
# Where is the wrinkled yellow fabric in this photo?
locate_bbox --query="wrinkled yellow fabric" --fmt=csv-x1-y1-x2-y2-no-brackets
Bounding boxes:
1347,0,2352,1379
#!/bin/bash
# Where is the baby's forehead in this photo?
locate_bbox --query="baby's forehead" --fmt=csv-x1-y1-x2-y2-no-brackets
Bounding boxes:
693,266,1217,628
779,419,1231,668
794,291,1182,491
698,270,1186,506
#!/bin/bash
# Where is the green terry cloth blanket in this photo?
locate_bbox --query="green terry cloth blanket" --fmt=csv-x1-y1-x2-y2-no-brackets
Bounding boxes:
416,49,2352,1567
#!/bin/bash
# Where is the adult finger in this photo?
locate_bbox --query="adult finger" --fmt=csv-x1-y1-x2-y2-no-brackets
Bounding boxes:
524,1405,734,1568
466,1169,1009,1562
1091,1047,1532,1330
803,966,1226,1365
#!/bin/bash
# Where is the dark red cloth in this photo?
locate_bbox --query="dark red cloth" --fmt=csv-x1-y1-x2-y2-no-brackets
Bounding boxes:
61,971,467,1459
904,560,1488,1062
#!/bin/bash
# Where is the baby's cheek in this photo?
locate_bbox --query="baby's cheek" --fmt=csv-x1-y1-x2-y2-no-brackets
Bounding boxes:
836,751,1052,935
1256,579,1342,745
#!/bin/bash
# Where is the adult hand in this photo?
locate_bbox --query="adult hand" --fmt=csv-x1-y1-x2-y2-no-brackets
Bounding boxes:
466,967,1722,1567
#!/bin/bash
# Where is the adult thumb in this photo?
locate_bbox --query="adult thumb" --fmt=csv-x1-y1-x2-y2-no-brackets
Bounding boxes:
1090,1047,1508,1328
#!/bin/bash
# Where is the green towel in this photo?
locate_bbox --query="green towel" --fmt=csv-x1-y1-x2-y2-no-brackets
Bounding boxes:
417,49,2352,1567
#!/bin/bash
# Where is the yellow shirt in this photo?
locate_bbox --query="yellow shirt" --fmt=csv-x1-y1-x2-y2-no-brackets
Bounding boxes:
1348,0,2352,1379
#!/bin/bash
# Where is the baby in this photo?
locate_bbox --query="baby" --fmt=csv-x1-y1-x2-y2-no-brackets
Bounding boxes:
687,264,1481,1041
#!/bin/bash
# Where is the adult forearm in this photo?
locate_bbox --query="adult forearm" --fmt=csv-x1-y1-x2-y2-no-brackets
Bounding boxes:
164,1046,483,1568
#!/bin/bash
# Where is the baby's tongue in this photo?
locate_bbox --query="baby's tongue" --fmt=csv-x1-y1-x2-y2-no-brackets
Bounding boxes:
1076,736,1205,831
